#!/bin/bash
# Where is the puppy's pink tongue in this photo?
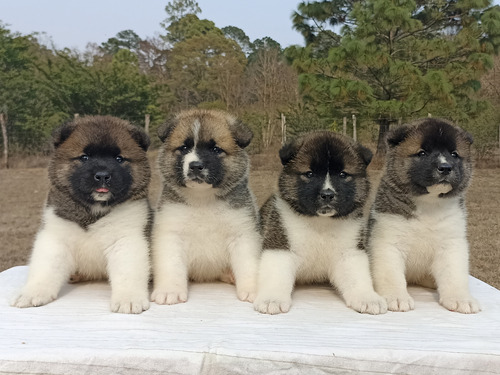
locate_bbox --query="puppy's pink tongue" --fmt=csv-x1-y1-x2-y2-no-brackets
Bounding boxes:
96,188,109,193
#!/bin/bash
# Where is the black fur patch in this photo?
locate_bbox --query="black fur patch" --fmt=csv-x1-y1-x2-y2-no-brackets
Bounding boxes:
260,195,290,250
128,126,151,151
278,132,370,219
407,121,471,198
157,118,177,142
373,118,473,219
52,121,76,149
195,140,226,187
70,142,133,207
231,120,253,149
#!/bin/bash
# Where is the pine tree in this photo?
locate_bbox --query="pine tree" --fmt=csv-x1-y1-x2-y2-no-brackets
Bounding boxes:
291,0,500,153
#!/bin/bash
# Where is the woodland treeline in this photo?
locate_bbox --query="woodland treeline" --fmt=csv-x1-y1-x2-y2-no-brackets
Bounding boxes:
1,0,500,161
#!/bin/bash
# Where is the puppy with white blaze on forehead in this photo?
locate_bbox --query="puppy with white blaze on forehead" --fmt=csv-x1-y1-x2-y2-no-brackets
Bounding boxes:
254,131,387,315
367,118,480,314
151,109,261,305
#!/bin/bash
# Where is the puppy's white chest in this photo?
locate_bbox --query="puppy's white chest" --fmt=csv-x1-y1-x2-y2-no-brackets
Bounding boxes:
43,201,149,277
183,203,246,249
411,198,465,248
373,197,466,266
276,198,361,282
157,200,256,279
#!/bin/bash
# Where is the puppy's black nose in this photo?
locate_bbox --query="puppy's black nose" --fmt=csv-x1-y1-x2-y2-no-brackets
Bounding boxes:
320,189,335,202
94,171,111,182
189,161,204,172
437,162,452,175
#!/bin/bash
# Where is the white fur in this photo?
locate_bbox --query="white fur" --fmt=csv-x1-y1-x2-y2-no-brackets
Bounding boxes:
192,119,201,144
12,201,151,314
254,197,387,315
181,119,203,181
151,193,261,305
426,183,452,195
183,150,200,179
322,173,336,193
92,192,109,202
370,192,480,314
438,154,447,164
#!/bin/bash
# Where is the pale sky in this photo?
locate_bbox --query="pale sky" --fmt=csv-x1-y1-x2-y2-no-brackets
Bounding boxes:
0,0,305,50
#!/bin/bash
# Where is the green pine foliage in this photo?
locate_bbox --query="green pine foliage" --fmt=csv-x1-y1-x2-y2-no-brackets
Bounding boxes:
291,0,500,153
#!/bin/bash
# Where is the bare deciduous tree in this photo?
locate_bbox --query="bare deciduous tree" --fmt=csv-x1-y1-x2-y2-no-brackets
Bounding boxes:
245,49,299,148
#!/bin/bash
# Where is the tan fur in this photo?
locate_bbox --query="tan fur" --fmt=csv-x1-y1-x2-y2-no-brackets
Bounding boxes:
12,116,152,314
51,117,150,203
152,109,260,305
165,109,240,155
368,118,479,313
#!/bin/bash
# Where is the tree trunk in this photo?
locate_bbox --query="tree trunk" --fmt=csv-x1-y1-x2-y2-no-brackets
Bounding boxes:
0,113,8,169
376,119,391,156
281,113,286,145
352,114,357,141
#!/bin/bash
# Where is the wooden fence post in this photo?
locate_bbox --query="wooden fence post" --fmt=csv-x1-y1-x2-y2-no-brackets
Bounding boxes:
352,114,357,141
281,113,286,145
145,114,150,135
343,117,347,136
0,112,8,169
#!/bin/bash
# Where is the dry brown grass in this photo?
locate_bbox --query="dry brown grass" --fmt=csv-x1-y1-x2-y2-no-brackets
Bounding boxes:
0,151,498,289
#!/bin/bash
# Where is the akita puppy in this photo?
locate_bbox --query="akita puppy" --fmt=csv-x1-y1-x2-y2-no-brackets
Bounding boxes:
254,131,387,315
12,116,152,314
151,109,260,305
367,118,480,313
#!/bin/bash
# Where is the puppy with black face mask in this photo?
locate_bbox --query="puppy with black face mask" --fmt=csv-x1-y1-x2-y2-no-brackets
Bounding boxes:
12,116,152,314
254,131,387,315
367,118,479,313
151,109,260,305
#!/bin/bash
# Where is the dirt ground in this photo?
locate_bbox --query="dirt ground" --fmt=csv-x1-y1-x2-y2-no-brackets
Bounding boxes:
0,153,499,289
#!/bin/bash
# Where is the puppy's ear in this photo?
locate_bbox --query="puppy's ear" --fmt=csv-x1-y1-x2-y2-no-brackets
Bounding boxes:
461,129,473,145
232,120,253,149
52,121,76,149
129,126,150,151
386,124,411,148
279,138,302,165
157,117,177,143
357,144,373,166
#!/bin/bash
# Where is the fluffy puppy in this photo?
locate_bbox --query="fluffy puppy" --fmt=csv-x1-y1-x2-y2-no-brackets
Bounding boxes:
12,116,152,314
151,109,260,305
367,118,479,313
254,131,387,315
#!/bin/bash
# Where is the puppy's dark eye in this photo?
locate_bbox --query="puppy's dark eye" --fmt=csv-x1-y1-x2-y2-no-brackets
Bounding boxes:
115,155,124,163
212,146,224,154
177,145,189,153
339,171,348,179
417,150,427,157
450,151,459,158
304,171,314,178
80,155,89,162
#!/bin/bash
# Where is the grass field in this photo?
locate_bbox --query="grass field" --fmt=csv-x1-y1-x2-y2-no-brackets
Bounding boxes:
0,152,498,289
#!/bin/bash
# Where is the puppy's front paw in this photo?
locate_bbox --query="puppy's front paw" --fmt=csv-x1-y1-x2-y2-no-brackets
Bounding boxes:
345,292,388,315
254,296,291,315
111,292,150,314
237,289,256,303
11,288,57,308
151,289,188,305
440,296,481,314
385,293,415,312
